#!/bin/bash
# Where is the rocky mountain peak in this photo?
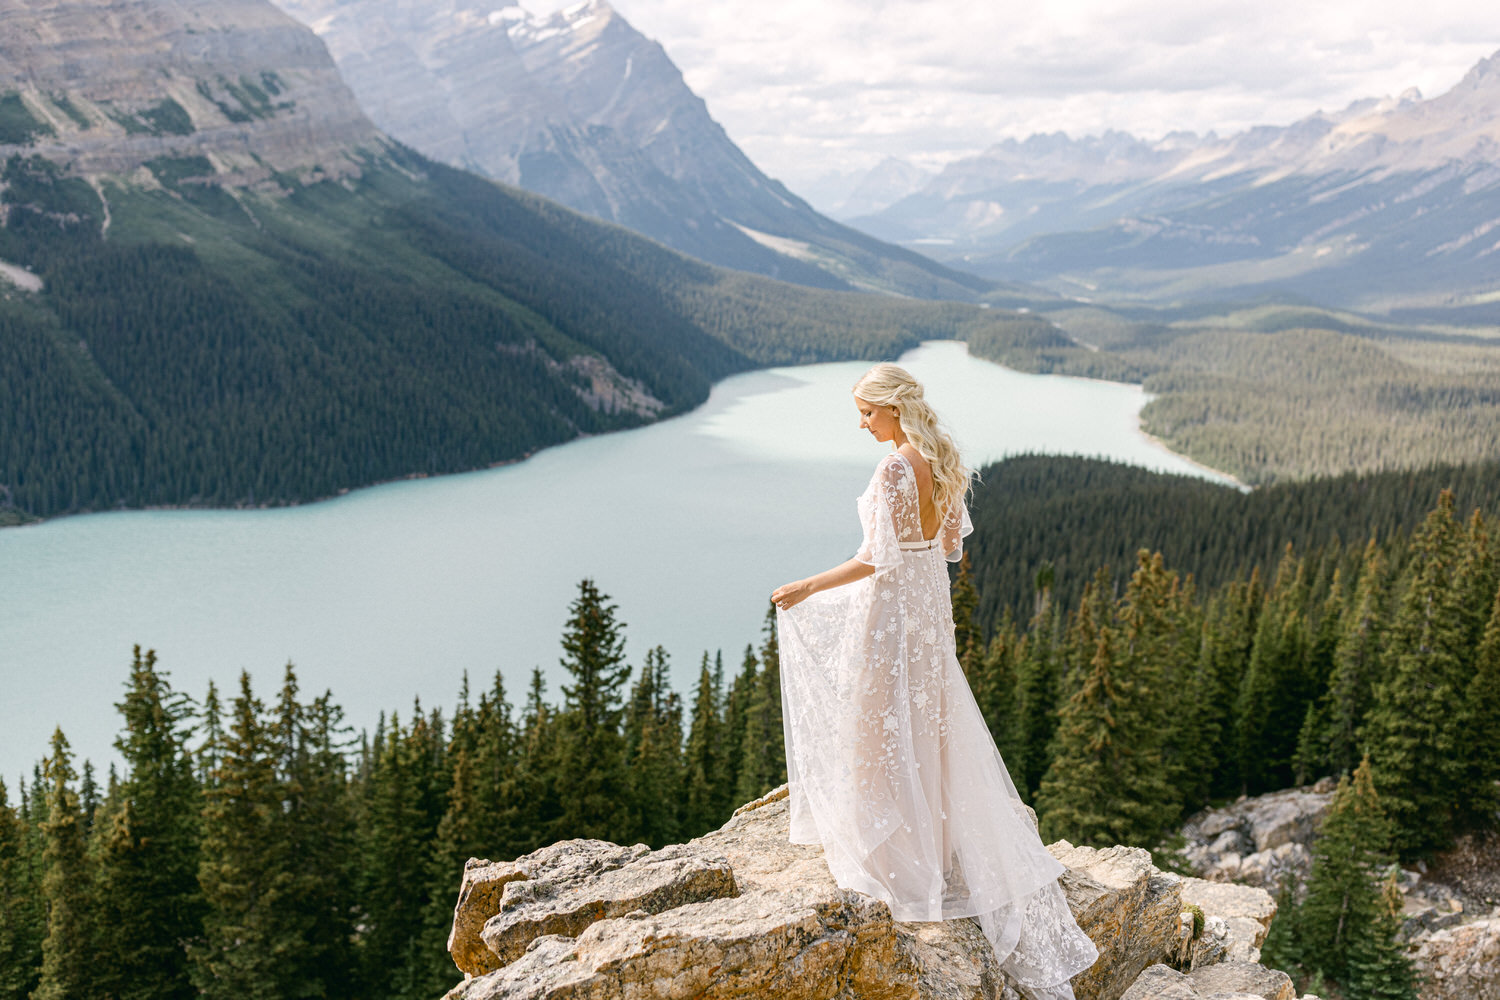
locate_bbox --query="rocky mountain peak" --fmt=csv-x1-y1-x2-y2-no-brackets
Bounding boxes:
271,0,989,298
1456,48,1500,91
0,0,383,186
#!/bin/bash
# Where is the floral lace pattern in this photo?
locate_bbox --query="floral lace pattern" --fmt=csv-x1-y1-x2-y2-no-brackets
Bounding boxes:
779,454,1099,997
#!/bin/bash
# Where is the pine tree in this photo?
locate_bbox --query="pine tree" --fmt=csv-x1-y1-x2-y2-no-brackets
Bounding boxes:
1323,541,1388,779
1195,574,1260,798
683,653,722,836
33,728,92,1000
513,668,562,852
626,646,684,847
1257,873,1302,977
193,672,286,1000
471,671,524,859
1342,870,1419,1000
1364,491,1472,853
93,647,204,1000
1117,550,1192,816
736,607,786,803
1297,758,1397,983
720,646,758,802
1035,628,1175,847
977,614,1020,769
197,680,225,788
0,777,44,1000
952,553,983,685
358,708,446,998
1014,580,1066,797
1235,545,1313,793
553,579,632,840
1459,583,1500,830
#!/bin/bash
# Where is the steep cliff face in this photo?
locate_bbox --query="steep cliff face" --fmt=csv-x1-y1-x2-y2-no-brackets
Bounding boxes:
270,0,991,300
0,0,383,183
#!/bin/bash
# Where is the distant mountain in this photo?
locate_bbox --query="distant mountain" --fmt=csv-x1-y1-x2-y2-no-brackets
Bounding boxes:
0,0,383,177
269,0,989,300
830,157,934,220
855,52,1500,318
0,0,1041,522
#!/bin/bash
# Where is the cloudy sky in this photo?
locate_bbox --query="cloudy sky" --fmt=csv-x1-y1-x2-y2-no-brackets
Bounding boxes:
533,0,1497,197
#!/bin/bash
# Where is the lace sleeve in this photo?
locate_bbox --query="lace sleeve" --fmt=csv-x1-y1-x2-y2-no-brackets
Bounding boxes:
854,456,906,573
941,498,973,563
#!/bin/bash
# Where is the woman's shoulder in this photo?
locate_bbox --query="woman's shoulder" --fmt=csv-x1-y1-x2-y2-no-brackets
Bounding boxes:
874,450,911,479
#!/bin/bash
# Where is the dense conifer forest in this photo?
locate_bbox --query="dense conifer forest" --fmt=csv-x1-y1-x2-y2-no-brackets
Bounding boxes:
0,148,1044,522
5,456,1493,998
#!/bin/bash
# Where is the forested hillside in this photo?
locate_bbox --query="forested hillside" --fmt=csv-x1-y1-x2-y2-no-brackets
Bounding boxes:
0,147,1045,521
964,455,1500,627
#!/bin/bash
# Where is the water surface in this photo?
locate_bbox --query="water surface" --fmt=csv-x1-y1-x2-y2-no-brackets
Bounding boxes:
1,342,1232,782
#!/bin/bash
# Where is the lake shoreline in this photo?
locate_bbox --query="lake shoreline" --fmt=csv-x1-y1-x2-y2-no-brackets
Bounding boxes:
2,342,1243,530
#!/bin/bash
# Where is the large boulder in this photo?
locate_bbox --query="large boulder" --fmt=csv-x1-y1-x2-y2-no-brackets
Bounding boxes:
1120,962,1297,1000
442,785,1203,1000
1050,843,1184,1000
447,838,736,976
1178,878,1277,964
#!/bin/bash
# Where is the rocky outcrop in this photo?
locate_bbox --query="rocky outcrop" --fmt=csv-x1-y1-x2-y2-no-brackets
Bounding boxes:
0,0,385,184
1178,785,1500,1000
1179,782,1336,889
1412,917,1500,1000
442,785,1304,1000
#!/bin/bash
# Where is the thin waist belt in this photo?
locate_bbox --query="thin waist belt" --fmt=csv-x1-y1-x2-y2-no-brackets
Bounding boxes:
898,538,941,551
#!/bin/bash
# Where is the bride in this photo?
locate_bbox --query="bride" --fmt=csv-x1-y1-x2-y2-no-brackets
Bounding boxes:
771,364,1098,1000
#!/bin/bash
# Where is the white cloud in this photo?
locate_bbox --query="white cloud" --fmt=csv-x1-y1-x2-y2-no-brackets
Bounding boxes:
529,0,1499,193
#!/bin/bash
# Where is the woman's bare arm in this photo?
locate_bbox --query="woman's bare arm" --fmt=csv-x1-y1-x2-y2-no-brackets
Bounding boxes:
773,558,877,611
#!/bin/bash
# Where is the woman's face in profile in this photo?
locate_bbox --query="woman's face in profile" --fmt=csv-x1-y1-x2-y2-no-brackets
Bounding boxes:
855,396,899,443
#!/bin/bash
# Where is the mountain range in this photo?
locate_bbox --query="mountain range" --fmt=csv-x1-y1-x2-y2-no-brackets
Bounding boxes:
266,0,989,301
0,0,1038,522
845,52,1500,320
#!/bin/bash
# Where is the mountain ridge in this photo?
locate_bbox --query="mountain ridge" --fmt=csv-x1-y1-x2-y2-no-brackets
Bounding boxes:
269,0,991,300
845,49,1500,317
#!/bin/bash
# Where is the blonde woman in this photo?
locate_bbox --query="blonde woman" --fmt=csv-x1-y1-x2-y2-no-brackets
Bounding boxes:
772,363,1097,1000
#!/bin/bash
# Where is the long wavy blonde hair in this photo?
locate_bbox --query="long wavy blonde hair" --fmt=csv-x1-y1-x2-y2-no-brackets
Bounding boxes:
853,363,971,516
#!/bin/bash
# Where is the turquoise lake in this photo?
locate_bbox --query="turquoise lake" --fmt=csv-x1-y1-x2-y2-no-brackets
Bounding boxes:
1,341,1234,783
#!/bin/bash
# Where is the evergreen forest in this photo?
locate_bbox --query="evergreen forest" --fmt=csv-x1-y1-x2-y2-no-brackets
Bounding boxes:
0,148,1047,523
4,456,1495,999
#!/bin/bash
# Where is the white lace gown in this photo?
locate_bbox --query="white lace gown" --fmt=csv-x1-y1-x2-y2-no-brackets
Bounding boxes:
776,453,1099,1000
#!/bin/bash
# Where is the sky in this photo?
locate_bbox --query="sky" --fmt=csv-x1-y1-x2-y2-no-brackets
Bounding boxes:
531,0,1499,196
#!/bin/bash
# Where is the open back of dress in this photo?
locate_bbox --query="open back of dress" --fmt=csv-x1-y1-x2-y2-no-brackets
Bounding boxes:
777,453,1098,1000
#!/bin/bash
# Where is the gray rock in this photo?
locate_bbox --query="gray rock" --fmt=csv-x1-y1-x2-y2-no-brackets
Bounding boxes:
1180,878,1277,963
1049,842,1184,1000
1121,961,1297,999
1411,916,1500,1000
1178,788,1332,889
1186,960,1294,999
444,837,736,975
1121,964,1202,999
444,784,1188,1000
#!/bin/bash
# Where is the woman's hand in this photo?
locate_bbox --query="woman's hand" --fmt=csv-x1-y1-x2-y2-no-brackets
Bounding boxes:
773,559,878,612
772,578,815,612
